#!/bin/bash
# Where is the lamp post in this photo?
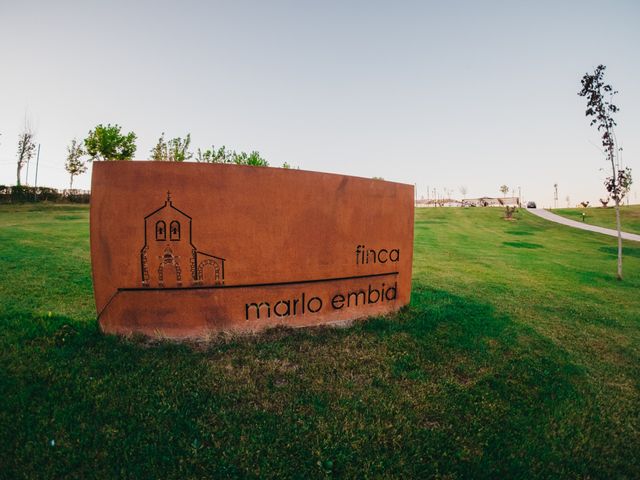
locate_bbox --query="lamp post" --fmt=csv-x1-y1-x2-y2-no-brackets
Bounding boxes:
518,186,521,206
33,144,41,201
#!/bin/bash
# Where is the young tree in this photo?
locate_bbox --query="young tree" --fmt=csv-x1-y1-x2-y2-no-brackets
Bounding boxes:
196,147,213,163
196,145,230,163
504,205,517,219
196,145,268,166
65,139,87,189
499,185,509,197
242,151,268,166
16,126,36,186
149,133,192,162
150,132,168,161
167,134,192,162
578,64,633,280
459,185,468,199
84,124,137,161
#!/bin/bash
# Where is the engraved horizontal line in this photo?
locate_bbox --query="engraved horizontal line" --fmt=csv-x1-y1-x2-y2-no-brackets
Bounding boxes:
117,271,399,292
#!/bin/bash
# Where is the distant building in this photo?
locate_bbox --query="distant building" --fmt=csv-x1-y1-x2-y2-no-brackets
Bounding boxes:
463,197,520,207
415,198,462,208
415,196,520,207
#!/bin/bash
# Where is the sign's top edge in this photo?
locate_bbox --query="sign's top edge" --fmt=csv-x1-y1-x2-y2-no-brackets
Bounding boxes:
93,160,414,189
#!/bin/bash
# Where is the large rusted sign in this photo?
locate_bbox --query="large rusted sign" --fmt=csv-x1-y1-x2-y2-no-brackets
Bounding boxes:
90,162,414,338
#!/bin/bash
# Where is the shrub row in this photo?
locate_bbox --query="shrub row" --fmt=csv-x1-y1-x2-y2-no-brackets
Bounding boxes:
0,185,90,204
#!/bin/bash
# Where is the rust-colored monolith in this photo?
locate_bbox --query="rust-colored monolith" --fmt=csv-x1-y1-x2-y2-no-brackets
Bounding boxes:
90,162,413,338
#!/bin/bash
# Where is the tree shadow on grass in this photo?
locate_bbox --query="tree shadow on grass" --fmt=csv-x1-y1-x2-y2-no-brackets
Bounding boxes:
415,219,449,225
502,241,544,249
358,283,607,477
505,230,534,236
598,246,640,258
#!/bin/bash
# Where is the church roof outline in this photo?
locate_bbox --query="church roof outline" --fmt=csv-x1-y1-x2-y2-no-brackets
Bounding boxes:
143,191,192,222
140,192,226,262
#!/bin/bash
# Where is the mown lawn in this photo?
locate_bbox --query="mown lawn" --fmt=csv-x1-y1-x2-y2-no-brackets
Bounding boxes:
553,204,640,235
1,204,639,479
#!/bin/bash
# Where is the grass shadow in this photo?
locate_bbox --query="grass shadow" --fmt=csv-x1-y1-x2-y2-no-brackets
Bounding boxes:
598,246,640,258
505,230,534,236
415,219,449,225
502,241,544,249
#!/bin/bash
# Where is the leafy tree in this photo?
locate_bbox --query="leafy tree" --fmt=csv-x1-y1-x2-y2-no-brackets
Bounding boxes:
196,145,232,163
16,126,36,186
196,147,213,163
242,151,268,166
168,134,192,162
84,124,137,161
578,64,633,280
65,139,87,189
150,132,168,161
499,185,509,197
151,133,192,162
196,145,268,166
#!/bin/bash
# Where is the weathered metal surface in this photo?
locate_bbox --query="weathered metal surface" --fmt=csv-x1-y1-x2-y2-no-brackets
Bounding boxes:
90,162,414,338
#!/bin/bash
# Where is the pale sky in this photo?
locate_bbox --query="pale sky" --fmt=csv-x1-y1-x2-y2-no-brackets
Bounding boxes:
1,0,639,207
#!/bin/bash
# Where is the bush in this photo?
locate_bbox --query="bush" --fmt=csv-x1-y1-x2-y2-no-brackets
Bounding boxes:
64,190,91,203
0,186,90,204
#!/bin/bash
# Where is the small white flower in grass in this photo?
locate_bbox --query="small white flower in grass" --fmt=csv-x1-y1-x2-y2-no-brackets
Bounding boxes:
49,439,55,447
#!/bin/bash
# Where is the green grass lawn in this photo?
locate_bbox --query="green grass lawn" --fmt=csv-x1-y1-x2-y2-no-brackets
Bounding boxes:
1,204,639,479
553,204,640,235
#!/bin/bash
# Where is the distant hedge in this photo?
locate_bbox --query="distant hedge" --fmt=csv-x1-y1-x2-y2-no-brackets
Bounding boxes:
0,185,90,204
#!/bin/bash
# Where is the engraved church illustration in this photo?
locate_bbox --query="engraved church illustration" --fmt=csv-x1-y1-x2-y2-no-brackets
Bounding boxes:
140,192,225,287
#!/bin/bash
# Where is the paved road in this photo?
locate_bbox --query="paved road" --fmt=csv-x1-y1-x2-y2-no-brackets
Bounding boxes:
527,208,640,242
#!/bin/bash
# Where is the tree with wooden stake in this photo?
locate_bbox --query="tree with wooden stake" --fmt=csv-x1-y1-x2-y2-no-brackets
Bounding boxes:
65,139,87,189
16,126,36,186
578,64,633,280
459,185,468,202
